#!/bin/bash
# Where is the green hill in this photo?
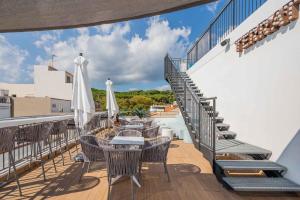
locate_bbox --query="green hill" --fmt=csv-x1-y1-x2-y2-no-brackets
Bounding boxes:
92,88,175,115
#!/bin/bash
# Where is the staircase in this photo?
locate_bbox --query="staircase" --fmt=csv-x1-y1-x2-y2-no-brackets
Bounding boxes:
164,55,300,193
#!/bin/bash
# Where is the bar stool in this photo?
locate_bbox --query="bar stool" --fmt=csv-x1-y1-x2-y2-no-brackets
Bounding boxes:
16,122,55,181
50,120,72,166
0,126,22,196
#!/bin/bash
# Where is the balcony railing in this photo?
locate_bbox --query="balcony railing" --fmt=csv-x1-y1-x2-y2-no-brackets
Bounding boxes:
187,0,267,67
0,112,108,177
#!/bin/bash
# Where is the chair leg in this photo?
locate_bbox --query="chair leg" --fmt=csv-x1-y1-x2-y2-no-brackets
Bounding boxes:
58,136,65,166
87,162,91,173
64,132,72,160
37,142,46,181
9,152,22,196
138,162,142,181
79,162,86,182
131,176,135,200
163,162,170,182
48,142,57,173
107,176,112,200
7,156,11,180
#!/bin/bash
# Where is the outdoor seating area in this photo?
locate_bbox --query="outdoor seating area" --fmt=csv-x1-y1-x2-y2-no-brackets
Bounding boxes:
1,124,299,200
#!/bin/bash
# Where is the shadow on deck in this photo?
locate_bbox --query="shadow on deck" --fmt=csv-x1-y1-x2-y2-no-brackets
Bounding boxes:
0,139,299,200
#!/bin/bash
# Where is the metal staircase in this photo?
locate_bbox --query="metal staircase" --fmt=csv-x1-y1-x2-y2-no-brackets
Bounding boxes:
164,55,300,193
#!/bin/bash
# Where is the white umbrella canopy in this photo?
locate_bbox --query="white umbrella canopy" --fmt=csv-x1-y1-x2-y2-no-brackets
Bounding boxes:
72,54,95,129
106,79,119,118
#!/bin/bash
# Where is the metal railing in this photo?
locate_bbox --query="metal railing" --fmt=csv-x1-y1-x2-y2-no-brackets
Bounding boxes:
165,55,216,164
187,0,267,67
0,112,108,175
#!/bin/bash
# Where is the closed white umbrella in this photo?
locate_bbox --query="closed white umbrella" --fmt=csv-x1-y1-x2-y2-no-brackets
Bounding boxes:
106,78,119,118
72,53,95,129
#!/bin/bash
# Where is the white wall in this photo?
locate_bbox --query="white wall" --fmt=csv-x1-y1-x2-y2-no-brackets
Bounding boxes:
0,83,35,97
187,0,300,184
0,103,10,119
34,65,73,100
50,98,72,113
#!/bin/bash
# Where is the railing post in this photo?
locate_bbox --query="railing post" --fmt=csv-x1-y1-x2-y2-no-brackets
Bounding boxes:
184,81,187,117
212,98,216,164
198,101,202,150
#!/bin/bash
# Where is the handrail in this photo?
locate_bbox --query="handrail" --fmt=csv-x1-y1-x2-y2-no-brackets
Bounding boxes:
165,55,217,164
187,0,267,67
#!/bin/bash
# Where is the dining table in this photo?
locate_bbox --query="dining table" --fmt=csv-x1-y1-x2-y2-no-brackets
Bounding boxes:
109,135,145,187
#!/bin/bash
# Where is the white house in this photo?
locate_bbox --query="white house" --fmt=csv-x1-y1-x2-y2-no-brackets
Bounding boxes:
0,65,73,100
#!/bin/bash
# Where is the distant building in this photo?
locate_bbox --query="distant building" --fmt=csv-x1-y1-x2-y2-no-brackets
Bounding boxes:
0,65,73,117
11,97,71,117
0,89,11,119
0,65,73,100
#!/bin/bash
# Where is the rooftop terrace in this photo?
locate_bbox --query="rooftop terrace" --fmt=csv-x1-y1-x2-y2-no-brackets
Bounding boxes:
0,130,299,200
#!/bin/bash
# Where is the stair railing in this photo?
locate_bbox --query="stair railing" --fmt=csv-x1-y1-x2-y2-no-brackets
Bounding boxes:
164,54,216,165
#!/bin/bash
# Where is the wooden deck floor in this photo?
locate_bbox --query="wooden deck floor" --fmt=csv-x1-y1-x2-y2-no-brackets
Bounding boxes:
1,139,299,200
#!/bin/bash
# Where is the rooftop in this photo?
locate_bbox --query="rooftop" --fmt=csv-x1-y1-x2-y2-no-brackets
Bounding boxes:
0,130,299,200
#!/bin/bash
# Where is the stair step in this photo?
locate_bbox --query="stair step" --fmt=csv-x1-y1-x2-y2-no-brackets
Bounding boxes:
215,117,224,123
222,177,300,192
208,111,219,117
216,123,230,131
200,101,210,106
217,131,237,139
203,105,213,111
216,160,287,172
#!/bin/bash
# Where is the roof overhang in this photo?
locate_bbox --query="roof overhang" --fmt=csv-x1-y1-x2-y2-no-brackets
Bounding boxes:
0,0,216,33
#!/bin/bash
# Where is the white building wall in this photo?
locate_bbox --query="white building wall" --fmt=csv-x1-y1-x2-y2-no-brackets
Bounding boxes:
34,65,72,100
0,103,10,119
50,98,72,113
0,83,35,97
0,66,72,100
187,0,300,184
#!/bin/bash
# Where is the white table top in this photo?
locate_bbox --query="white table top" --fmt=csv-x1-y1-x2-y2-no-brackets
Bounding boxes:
122,124,144,129
110,136,145,145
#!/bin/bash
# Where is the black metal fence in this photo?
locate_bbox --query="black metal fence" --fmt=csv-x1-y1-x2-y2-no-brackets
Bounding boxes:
165,55,216,164
187,0,267,67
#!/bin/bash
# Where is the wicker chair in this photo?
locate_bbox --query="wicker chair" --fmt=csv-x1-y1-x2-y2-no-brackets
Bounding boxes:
140,137,171,182
143,126,160,138
79,135,111,181
117,130,142,137
119,118,130,126
50,120,71,166
103,148,142,200
128,120,143,126
143,120,153,128
0,126,22,196
16,122,55,181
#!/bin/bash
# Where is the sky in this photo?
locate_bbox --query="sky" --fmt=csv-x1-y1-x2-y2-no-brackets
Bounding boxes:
0,0,227,91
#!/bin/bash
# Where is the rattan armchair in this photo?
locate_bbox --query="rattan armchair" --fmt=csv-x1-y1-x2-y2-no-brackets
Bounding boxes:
79,135,111,181
103,147,142,200
50,120,71,166
140,136,171,182
117,130,142,137
119,118,130,126
0,126,22,196
142,126,160,138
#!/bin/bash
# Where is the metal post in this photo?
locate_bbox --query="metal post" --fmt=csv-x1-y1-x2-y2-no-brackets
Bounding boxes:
212,98,216,165
198,102,202,150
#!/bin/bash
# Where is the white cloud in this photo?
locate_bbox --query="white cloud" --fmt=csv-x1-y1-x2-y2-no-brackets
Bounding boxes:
35,17,191,88
155,84,171,91
206,2,219,13
0,35,28,83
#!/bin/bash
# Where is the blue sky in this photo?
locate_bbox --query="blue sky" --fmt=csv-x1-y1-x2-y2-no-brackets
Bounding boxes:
0,0,226,91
